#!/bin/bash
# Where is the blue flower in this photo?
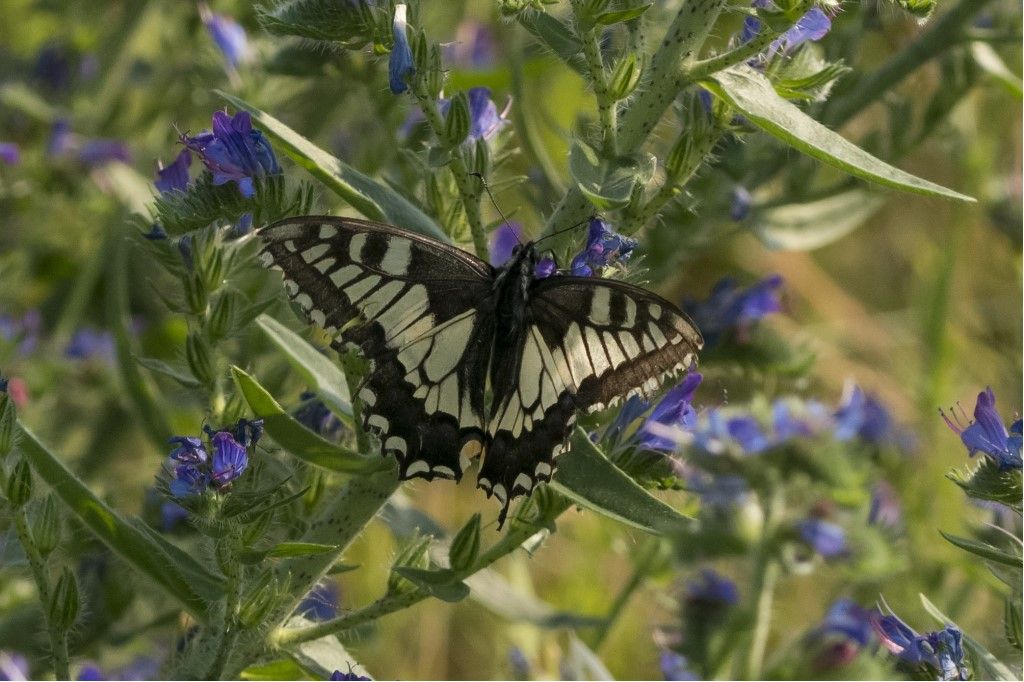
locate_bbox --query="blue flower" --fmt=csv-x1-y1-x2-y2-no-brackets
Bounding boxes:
200,4,250,69
466,87,510,142
659,651,698,681
534,257,557,279
300,581,340,621
78,139,132,168
155,149,192,194
685,568,739,606
730,185,753,221
233,212,253,237
726,415,771,454
0,651,29,681
169,463,208,498
816,599,874,647
569,218,638,277
181,110,281,198
0,143,20,166
0,310,41,355
294,393,345,441
769,7,832,55
389,4,415,94
444,20,497,69
685,275,782,346
0,377,7,394
507,647,530,679
872,613,969,681
942,387,1022,470
210,431,248,488
868,481,902,529
834,385,893,444
161,500,189,531
638,372,703,452
143,223,168,240
796,519,847,558
489,222,523,267
690,473,750,509
64,327,115,362
47,119,75,158
329,666,370,681
77,664,104,681
169,436,207,464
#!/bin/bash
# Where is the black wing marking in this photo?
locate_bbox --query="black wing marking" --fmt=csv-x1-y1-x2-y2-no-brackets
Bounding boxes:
478,277,702,522
260,216,494,481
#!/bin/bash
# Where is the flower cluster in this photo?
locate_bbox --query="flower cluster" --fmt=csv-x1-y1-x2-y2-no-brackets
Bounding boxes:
180,110,281,198
807,599,875,670
165,420,261,498
47,119,132,169
740,1,833,62
200,4,250,70
942,387,1022,470
684,275,783,347
64,327,115,363
872,611,969,681
568,218,638,277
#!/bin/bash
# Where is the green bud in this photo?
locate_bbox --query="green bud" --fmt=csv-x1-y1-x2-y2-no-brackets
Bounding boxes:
239,571,279,628
240,509,274,547
387,535,431,594
448,513,481,571
608,54,642,101
411,28,429,78
183,273,209,316
206,292,238,341
426,45,444,100
49,567,80,631
31,495,61,556
0,393,16,458
443,92,471,148
199,241,225,295
185,331,215,387
472,139,491,176
5,458,32,509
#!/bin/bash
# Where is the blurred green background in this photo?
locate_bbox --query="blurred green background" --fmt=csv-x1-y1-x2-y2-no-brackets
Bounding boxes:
0,1,1020,679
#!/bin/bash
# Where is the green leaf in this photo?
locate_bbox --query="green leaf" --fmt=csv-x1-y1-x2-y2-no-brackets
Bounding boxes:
231,366,381,474
517,12,586,75
704,66,975,202
17,423,222,621
218,91,446,241
939,531,1022,567
136,356,202,388
392,566,470,603
283,615,374,680
1005,598,1022,652
240,542,338,564
256,314,353,426
752,189,887,250
241,658,309,681
569,142,653,210
971,43,1023,98
919,593,1017,681
550,428,692,535
594,4,653,25
946,458,1023,512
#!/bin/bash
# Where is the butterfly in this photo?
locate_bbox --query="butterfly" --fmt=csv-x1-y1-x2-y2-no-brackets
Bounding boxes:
259,216,703,525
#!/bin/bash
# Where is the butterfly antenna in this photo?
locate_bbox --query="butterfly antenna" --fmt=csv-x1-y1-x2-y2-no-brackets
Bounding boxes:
470,172,522,246
533,214,595,247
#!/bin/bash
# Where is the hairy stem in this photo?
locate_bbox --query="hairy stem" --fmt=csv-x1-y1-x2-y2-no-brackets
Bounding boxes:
740,488,783,680
207,537,243,680
13,508,69,680
573,3,617,155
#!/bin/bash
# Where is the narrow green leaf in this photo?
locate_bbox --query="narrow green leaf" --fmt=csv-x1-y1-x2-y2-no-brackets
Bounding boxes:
241,659,308,681
971,43,1023,98
17,423,221,621
218,91,446,241
594,4,653,25
569,142,653,210
939,531,1022,567
255,314,353,426
704,66,975,202
550,429,692,535
919,593,1017,681
753,189,887,251
517,12,586,75
240,542,338,564
136,356,202,388
1005,598,1022,652
231,366,381,474
393,566,470,603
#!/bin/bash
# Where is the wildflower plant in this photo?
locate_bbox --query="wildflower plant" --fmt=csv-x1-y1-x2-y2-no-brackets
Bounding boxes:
0,0,1020,680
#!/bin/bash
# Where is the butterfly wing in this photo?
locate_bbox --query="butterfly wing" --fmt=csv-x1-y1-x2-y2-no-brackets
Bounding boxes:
479,276,702,521
260,216,494,481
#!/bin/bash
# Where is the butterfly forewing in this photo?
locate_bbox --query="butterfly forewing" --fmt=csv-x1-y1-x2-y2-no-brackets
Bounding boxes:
260,217,494,481
479,276,702,522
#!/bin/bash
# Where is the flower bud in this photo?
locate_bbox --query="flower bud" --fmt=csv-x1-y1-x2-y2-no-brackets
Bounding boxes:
0,393,16,458
5,458,32,509
443,92,471,148
472,139,491,176
239,572,279,627
448,513,481,571
49,567,80,631
31,494,62,556
185,331,215,387
206,292,237,341
608,53,641,101
183,272,209,316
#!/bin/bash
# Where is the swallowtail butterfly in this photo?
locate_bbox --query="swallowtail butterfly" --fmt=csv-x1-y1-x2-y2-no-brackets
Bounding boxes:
260,216,703,525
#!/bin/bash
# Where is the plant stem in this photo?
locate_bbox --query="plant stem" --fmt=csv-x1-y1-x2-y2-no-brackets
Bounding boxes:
269,495,574,647
573,3,617,156
587,536,662,650
13,508,69,681
413,92,488,259
741,488,783,680
824,0,998,127
207,537,243,680
683,31,777,83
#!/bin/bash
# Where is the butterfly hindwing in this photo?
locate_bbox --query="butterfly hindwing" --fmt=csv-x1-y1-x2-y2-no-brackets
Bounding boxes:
479,277,702,521
260,217,494,481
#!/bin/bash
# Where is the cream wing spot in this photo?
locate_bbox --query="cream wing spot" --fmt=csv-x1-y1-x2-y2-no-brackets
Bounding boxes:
319,225,337,239
348,232,367,262
518,339,542,407
367,414,388,431
385,436,407,453
357,280,404,319
309,309,326,327
535,462,552,478
294,293,313,310
344,274,381,304
301,243,329,263
313,257,335,274
514,473,533,492
406,460,430,477
584,327,610,376
649,322,668,348
603,331,627,368
623,297,637,328
380,238,413,276
589,286,612,325
358,387,376,406
330,265,362,288
619,331,641,359
649,303,662,320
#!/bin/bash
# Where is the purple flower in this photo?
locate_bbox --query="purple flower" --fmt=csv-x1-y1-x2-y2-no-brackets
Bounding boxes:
210,431,248,488
78,139,132,168
685,569,739,606
659,651,698,681
834,385,893,444
0,310,41,355
507,647,530,679
796,519,847,558
690,474,750,509
942,387,1022,470
233,212,253,237
872,613,969,681
294,393,345,441
868,481,902,529
155,149,192,194
0,143,20,165
569,218,638,277
726,415,771,454
444,21,497,69
0,651,29,681
32,43,73,92
200,4,250,69
730,185,752,221
770,8,832,55
64,327,115,362
0,377,7,394
489,222,523,266
300,581,340,621
160,500,189,531
329,666,370,681
143,223,168,240
169,463,208,498
47,119,75,158
816,599,874,646
169,436,207,464
638,372,702,452
181,110,281,198
389,4,415,94
77,664,104,681
466,87,510,142
534,257,557,279
685,275,782,346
